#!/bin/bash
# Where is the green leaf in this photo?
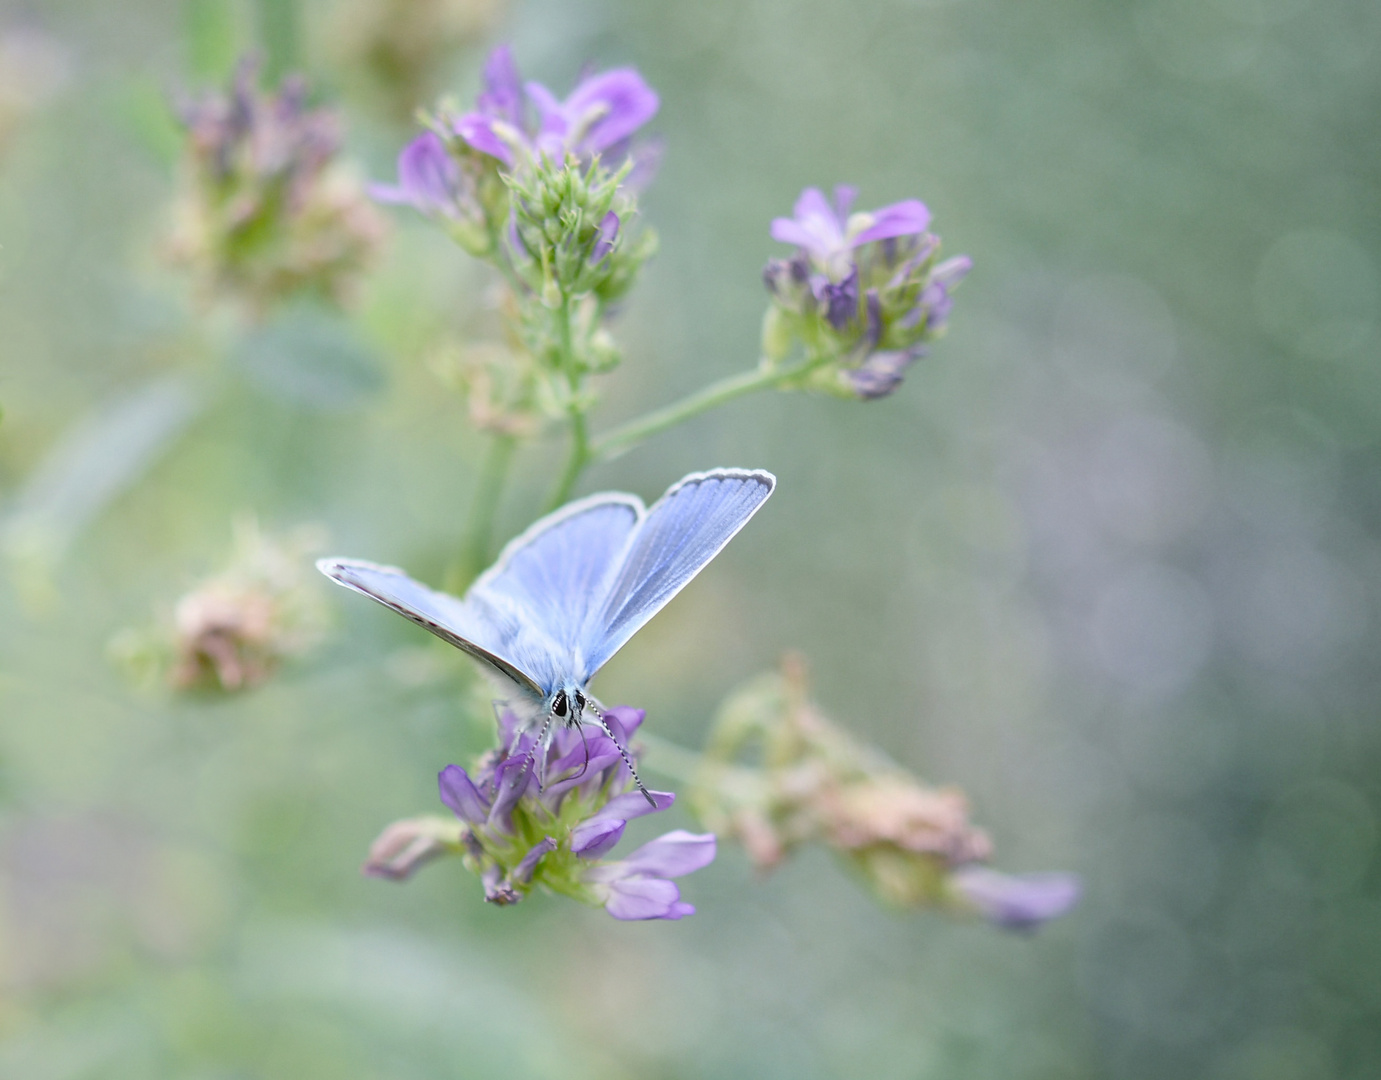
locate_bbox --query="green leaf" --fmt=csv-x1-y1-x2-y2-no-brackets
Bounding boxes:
232,308,385,410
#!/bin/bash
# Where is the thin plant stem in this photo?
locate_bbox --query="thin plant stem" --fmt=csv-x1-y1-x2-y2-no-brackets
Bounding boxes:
589,357,821,464
542,297,590,511
447,432,517,593
545,407,588,512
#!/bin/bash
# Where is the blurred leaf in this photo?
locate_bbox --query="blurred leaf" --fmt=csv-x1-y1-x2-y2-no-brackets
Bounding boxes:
111,76,184,170
232,307,386,411
185,0,244,81
1,376,205,609
254,0,300,83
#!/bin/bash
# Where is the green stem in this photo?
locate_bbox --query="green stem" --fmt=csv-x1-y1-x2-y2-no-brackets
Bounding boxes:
542,298,592,511
255,0,299,81
447,433,517,593
590,358,817,463
545,408,588,512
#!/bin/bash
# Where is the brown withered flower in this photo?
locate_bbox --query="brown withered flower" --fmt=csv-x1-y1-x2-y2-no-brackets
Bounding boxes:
692,655,1078,926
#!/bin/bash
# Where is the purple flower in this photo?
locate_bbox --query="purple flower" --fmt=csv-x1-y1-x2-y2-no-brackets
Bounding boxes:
370,131,463,217
952,866,1082,931
430,705,715,920
454,45,659,173
762,184,969,400
586,830,717,920
845,349,920,400
915,255,973,333
771,186,930,278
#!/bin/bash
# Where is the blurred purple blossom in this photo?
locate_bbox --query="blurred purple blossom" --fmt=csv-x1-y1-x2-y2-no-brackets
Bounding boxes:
370,131,463,217
771,186,930,278
763,185,969,400
951,866,1082,931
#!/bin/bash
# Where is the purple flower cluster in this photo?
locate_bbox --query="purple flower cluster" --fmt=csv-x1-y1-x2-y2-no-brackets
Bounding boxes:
455,46,659,176
374,46,659,231
169,60,386,312
437,706,715,920
764,185,971,399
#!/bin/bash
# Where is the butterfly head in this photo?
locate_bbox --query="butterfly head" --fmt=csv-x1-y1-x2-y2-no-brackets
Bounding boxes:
548,687,588,729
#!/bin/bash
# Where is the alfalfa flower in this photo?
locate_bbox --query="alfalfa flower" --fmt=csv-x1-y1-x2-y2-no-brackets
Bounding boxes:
692,655,1078,930
368,706,715,920
166,59,387,317
762,186,971,399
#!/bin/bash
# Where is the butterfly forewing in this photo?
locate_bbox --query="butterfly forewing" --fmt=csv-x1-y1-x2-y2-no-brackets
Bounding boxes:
316,558,544,698
468,495,642,686
580,469,775,678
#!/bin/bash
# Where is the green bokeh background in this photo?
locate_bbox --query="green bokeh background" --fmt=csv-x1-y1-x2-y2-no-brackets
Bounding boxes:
2,0,1380,1076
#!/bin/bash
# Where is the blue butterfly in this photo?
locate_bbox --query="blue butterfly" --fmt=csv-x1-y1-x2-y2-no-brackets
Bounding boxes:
317,467,776,802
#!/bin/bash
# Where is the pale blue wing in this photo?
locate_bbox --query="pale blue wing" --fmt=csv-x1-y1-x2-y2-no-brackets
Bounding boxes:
579,468,776,679
467,493,643,688
316,558,544,699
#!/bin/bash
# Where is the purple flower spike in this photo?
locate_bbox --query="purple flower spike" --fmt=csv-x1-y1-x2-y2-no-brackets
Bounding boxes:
952,866,1082,931
438,764,489,825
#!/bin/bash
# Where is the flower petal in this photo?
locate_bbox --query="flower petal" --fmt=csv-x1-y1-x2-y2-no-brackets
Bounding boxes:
617,830,716,879
851,199,930,246
604,876,687,920
438,765,489,824
570,816,626,860
846,349,916,400
454,113,513,164
477,45,524,126
952,867,1082,931
602,706,646,740
512,836,557,885
563,68,660,153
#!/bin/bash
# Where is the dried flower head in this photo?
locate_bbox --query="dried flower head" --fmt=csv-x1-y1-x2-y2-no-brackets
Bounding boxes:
324,0,505,122
367,706,715,920
112,518,329,693
168,518,329,692
693,655,1078,929
166,59,387,317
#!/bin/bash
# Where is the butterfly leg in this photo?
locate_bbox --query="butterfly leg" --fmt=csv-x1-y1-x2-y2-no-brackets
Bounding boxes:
516,709,555,793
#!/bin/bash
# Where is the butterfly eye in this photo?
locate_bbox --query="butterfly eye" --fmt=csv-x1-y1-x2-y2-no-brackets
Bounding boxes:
574,691,586,713
552,691,568,718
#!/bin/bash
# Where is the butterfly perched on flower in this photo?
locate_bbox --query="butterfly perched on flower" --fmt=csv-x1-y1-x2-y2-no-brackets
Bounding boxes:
318,468,775,801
